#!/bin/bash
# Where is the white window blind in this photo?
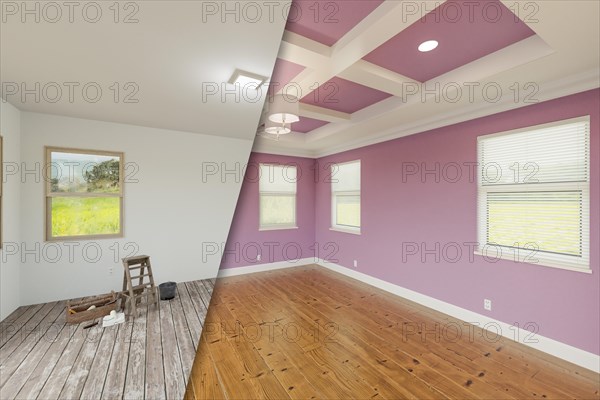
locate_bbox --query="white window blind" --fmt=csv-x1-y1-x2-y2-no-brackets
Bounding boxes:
332,160,361,192
259,164,297,229
331,160,361,232
477,117,590,271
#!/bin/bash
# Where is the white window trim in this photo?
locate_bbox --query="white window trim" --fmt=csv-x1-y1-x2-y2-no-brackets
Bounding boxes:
473,250,592,274
331,160,361,235
476,116,591,273
258,162,298,230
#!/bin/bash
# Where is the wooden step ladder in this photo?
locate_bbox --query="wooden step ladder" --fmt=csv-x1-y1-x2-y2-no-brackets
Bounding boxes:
122,255,158,316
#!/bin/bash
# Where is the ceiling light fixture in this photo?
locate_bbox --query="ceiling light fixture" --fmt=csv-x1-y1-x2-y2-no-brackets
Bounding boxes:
418,40,439,52
264,119,291,138
228,69,268,89
268,94,300,124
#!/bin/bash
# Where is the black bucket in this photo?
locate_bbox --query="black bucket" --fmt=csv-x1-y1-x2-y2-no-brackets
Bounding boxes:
159,282,177,300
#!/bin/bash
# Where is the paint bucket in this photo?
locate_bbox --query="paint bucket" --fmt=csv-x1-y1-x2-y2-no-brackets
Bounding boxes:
159,282,177,300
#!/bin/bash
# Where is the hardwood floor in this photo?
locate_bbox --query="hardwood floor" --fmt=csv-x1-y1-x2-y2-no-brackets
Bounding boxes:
0,279,213,400
186,265,600,400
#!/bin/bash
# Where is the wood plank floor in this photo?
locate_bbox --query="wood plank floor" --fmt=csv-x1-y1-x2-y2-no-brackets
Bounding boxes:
0,280,213,400
186,265,600,400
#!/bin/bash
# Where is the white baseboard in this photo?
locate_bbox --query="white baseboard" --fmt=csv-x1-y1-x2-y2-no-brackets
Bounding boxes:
316,259,600,374
216,258,599,373
217,258,315,278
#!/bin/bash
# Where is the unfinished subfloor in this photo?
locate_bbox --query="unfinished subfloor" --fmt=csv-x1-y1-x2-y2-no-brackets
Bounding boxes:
186,265,600,399
0,279,213,400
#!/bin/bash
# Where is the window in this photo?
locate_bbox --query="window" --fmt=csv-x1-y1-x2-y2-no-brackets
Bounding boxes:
45,147,124,241
477,117,590,271
259,163,297,230
331,160,361,233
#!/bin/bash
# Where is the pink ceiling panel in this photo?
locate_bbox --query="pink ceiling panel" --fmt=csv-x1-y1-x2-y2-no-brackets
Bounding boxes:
292,117,329,133
285,0,384,46
363,0,536,82
269,58,305,91
301,77,392,114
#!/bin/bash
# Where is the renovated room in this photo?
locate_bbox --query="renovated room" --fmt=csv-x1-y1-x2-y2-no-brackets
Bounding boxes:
1,0,599,399
186,0,600,399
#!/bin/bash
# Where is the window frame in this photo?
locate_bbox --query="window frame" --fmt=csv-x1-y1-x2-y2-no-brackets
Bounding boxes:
0,135,3,249
475,117,590,273
258,163,298,231
330,160,361,235
45,146,125,242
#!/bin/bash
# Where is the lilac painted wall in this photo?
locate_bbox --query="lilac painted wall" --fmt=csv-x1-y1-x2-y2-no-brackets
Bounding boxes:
315,89,600,355
220,153,316,269
223,89,599,355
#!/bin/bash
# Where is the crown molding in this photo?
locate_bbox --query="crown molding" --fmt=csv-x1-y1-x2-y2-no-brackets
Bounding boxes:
252,69,599,158
313,69,599,158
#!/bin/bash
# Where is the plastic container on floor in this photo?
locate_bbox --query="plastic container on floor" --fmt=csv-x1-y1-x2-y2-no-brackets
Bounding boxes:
159,282,177,300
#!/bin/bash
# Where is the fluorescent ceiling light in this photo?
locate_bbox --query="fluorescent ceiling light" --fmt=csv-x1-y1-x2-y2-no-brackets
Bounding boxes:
228,69,267,89
418,40,439,52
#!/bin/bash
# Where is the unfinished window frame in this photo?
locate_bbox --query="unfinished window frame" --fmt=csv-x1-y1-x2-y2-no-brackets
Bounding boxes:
45,146,125,242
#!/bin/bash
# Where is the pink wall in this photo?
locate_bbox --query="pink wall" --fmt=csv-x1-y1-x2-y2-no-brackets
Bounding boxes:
222,89,599,355
315,89,599,355
220,153,316,268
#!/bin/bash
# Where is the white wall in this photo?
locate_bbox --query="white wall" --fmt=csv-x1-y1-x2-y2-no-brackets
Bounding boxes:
17,112,253,305
0,102,22,319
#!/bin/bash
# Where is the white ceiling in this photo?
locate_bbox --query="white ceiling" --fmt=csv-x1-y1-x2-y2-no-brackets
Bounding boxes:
1,1,291,140
254,0,600,157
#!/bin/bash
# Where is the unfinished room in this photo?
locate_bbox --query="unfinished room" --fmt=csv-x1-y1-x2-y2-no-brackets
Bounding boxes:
2,0,600,400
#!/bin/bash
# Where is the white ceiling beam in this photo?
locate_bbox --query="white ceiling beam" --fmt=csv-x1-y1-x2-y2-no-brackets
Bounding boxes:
305,35,556,143
338,60,418,97
276,0,444,111
299,103,351,123
278,31,331,68
330,0,444,75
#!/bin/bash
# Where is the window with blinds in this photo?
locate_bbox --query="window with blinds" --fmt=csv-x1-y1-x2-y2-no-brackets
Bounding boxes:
259,163,297,230
477,117,590,271
331,160,361,233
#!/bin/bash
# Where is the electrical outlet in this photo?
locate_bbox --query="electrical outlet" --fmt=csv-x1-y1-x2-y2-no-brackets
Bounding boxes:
257,254,261,262
108,266,114,275
353,260,358,268
484,299,492,311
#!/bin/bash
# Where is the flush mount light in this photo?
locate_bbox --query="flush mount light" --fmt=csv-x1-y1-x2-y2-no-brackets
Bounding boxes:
228,69,268,89
418,40,439,52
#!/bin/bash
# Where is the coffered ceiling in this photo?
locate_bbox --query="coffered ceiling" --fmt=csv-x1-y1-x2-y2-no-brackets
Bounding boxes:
254,0,600,157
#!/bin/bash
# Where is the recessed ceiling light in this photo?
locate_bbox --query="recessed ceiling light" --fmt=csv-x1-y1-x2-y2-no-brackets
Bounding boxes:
228,69,267,89
418,40,438,52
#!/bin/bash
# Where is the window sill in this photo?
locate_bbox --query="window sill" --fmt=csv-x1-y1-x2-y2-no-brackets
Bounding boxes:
46,233,124,242
330,227,361,235
473,250,591,274
259,226,298,232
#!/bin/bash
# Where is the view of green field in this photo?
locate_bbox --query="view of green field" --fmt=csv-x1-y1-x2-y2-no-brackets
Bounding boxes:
51,197,120,237
49,152,122,238
336,196,360,228
260,195,296,226
488,193,582,256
